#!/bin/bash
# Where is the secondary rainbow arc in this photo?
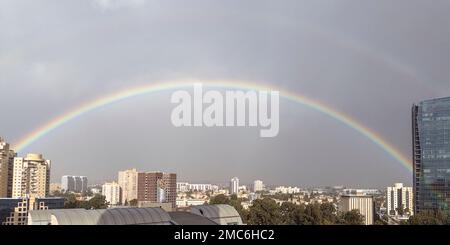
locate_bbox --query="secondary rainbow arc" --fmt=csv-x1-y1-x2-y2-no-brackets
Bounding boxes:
12,79,412,172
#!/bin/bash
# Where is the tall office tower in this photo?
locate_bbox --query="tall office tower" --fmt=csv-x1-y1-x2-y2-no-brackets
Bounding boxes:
118,168,138,204
0,137,14,197
230,177,239,195
413,97,450,215
12,154,51,198
253,180,264,192
387,183,414,216
137,172,176,208
102,182,121,206
339,194,374,225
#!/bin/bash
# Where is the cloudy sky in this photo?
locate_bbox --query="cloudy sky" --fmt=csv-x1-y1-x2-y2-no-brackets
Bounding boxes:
1,0,450,188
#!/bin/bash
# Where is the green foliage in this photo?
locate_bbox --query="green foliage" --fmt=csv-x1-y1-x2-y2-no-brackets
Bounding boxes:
336,210,365,225
63,194,108,210
86,194,108,209
63,193,80,209
405,210,450,225
396,204,405,216
320,202,338,225
246,198,282,225
129,199,138,207
211,195,367,225
246,199,362,225
209,194,229,205
373,213,388,225
279,202,308,225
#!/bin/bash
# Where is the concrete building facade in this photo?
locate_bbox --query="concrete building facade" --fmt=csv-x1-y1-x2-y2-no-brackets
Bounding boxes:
137,172,176,209
253,180,264,192
339,194,374,225
229,177,239,195
61,175,88,193
12,154,51,198
387,183,414,216
118,168,138,204
0,138,14,198
102,182,121,206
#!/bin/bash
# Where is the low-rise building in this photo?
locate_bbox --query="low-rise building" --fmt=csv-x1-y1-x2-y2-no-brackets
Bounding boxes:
1,196,64,225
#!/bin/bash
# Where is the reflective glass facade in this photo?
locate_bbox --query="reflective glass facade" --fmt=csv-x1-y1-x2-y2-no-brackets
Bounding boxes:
412,97,450,214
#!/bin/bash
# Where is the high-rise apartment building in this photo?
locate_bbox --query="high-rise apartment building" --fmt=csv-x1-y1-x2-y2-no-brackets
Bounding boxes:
230,177,239,195
137,172,176,208
61,175,88,193
118,168,138,204
12,154,51,198
102,182,121,206
339,194,374,225
80,176,88,193
253,180,264,192
0,137,14,198
74,176,82,192
413,97,450,215
61,176,74,192
387,183,413,216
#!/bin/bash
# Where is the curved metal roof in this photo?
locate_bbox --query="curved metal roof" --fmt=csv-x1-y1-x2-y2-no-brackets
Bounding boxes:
28,209,55,225
46,207,172,225
169,212,217,225
191,204,243,225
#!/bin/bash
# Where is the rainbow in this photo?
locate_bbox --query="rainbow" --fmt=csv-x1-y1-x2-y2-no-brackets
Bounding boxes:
12,79,412,171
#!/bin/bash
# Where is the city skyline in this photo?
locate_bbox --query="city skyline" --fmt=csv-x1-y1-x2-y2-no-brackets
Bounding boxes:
3,1,450,187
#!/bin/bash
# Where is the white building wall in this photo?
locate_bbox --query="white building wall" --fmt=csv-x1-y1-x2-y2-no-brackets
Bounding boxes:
118,169,138,203
230,177,239,195
102,182,121,206
339,195,374,225
387,183,413,216
253,180,264,192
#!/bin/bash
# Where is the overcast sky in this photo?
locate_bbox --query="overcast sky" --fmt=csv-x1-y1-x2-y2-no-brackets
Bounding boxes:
1,0,450,188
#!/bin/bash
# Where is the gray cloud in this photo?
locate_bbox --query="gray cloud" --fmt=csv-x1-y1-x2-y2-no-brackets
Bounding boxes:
1,0,449,188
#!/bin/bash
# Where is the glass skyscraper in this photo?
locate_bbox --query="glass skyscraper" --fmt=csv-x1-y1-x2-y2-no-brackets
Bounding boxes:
412,97,450,214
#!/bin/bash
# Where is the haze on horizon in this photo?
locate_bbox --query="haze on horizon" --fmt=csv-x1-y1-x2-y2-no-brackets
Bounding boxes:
1,0,450,188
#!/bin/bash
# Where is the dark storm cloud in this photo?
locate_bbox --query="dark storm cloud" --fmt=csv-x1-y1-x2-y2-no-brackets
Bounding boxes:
1,0,450,187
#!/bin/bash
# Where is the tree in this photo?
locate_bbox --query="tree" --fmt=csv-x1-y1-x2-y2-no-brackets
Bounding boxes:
246,198,282,225
374,213,388,225
84,189,93,197
64,193,80,209
280,202,308,225
396,204,405,216
337,210,364,225
320,202,337,225
209,194,229,205
129,199,138,207
303,203,323,225
85,194,108,209
405,210,450,225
